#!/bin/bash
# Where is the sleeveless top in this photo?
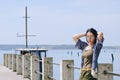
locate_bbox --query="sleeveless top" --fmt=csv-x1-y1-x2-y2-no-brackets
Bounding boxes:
82,48,93,69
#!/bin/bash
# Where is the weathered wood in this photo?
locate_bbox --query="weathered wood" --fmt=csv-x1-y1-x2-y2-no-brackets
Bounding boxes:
98,64,113,80
12,54,17,72
60,60,74,80
22,54,31,78
16,55,22,75
43,57,53,80
7,54,10,68
3,54,5,66
31,55,40,80
3,54,8,67
5,54,8,67
8,54,12,70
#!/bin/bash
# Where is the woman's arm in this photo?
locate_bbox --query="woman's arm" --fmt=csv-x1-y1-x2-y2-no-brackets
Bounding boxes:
97,32,104,41
73,33,86,43
73,33,88,50
91,32,104,78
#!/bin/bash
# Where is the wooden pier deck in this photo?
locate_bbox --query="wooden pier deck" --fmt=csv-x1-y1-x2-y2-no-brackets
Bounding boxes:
0,64,29,80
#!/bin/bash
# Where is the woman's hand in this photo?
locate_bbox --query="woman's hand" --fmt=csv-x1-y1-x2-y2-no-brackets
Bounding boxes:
91,69,98,78
97,32,103,41
73,33,86,43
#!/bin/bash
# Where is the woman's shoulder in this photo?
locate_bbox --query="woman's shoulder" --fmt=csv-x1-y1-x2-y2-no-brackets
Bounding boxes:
75,39,88,50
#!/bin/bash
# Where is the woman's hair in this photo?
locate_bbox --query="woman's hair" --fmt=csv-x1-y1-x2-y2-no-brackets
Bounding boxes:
86,28,98,44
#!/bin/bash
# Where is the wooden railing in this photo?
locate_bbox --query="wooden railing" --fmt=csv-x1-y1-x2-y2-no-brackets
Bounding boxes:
3,54,117,80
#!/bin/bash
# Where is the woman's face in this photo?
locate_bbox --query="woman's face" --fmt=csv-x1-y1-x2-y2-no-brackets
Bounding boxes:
86,32,95,44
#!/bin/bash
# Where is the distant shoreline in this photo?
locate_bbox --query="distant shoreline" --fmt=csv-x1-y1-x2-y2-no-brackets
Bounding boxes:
0,45,120,50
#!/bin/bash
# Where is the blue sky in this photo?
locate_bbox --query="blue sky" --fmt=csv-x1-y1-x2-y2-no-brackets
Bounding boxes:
0,0,120,46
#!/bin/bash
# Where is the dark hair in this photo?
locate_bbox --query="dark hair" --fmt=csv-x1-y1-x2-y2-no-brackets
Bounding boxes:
86,28,98,44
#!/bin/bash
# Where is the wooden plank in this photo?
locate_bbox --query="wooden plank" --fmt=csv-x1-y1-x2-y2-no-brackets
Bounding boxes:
16,55,22,75
98,64,113,80
8,54,12,69
43,57,53,80
60,60,74,80
31,55,40,80
3,54,5,66
12,54,17,72
3,54,8,67
22,54,31,78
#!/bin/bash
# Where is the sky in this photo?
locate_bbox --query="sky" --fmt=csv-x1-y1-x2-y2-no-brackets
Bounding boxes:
0,0,120,46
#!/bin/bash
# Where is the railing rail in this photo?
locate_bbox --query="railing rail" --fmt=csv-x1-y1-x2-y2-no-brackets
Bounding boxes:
3,53,116,80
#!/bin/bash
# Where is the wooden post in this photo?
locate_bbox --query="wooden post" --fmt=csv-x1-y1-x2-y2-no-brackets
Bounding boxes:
12,54,17,72
98,64,113,80
8,54,12,69
3,54,8,67
8,54,10,69
43,57,53,80
60,60,74,80
7,54,10,68
3,54,5,66
6,54,8,67
22,54,31,78
31,55,40,80
16,55,22,75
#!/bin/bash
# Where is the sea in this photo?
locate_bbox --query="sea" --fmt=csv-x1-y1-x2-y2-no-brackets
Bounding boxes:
0,46,120,80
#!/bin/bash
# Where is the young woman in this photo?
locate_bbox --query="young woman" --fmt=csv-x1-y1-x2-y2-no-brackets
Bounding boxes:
73,28,104,80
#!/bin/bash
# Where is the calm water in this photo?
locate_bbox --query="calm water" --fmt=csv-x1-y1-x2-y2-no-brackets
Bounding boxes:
0,48,120,80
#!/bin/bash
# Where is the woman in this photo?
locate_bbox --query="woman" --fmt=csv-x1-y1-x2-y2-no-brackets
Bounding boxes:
73,28,104,80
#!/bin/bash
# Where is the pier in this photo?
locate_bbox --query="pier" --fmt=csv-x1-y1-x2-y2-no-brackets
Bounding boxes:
2,50,120,80
0,64,29,80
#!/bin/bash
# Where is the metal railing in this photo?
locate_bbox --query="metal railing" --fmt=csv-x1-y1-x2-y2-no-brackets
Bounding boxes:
103,70,120,77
